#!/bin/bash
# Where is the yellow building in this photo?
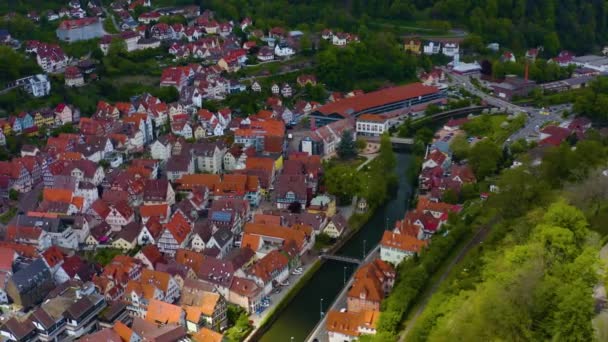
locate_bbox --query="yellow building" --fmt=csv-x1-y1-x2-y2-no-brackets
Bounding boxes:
34,112,45,127
1,122,11,136
404,39,422,54
194,125,206,140
273,154,283,172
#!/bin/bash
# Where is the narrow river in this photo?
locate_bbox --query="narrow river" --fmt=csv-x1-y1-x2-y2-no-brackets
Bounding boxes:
259,153,414,342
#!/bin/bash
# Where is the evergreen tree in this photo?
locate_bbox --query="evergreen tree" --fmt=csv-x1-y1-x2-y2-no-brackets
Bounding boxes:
337,130,357,160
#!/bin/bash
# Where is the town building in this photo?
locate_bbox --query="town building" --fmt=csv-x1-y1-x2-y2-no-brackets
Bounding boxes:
64,66,85,87
379,231,428,265
310,83,444,127
56,18,104,42
491,75,537,101
325,310,379,342
355,114,389,137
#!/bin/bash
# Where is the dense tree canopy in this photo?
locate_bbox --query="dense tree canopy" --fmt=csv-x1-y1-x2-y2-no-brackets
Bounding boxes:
574,77,608,121
206,0,606,53
418,201,597,342
468,139,502,180
316,32,417,90
336,130,357,160
0,46,41,87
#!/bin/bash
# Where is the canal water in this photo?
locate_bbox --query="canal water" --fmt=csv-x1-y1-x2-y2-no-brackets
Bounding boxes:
259,153,414,342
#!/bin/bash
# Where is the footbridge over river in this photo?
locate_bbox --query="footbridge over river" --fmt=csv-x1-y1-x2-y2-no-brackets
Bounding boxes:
319,254,362,265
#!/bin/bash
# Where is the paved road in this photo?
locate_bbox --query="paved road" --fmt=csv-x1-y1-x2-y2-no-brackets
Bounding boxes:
101,6,120,32
507,103,572,145
399,218,495,341
446,71,528,114
245,258,319,341
445,71,573,145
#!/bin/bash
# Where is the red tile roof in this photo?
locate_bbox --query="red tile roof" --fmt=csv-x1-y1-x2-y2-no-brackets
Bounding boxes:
248,250,288,283
315,83,439,117
380,231,427,253
164,212,192,244
140,204,169,218
42,246,65,268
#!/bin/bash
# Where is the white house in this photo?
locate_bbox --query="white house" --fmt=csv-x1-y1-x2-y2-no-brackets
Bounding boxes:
141,269,181,303
442,43,459,57
274,43,295,58
192,142,226,174
332,33,347,46
251,81,262,92
326,310,378,342
379,231,427,265
271,83,280,95
171,121,193,139
23,74,51,97
54,104,74,125
150,136,172,161
106,203,135,229
423,42,441,55
355,114,389,137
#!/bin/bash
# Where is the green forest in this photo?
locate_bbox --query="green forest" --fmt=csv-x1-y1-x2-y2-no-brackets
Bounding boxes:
1,0,608,54
207,0,608,53
385,131,608,341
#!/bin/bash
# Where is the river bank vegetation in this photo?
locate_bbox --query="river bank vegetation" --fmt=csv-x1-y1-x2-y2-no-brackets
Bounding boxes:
400,130,608,341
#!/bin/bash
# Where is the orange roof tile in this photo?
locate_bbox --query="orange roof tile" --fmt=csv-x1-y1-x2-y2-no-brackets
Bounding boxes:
380,231,428,253
241,234,261,252
198,292,220,316
347,272,384,303
215,174,247,196
234,118,285,138
140,204,169,218
175,248,204,271
58,152,84,160
244,223,307,251
125,280,158,300
140,269,172,292
192,327,223,342
326,310,379,337
43,188,73,203
0,242,37,258
416,197,461,214
145,299,183,324
164,213,192,244
245,157,274,173
112,321,134,342
253,214,281,225
393,219,420,237
42,246,65,268
115,102,132,114
176,174,221,191
248,250,289,283
184,305,202,322
71,196,84,210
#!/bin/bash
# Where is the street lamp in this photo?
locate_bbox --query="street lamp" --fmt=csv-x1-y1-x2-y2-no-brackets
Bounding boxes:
362,239,367,259
343,266,347,285
320,298,324,318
